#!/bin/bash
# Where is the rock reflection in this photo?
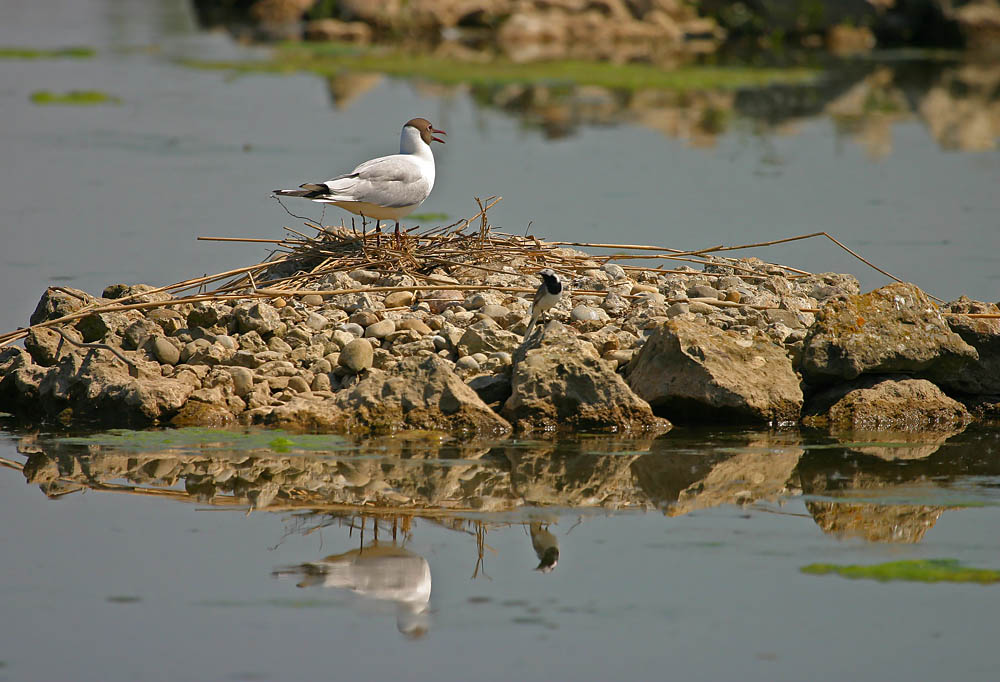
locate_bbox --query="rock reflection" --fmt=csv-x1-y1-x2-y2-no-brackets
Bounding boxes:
4,427,998,548
322,56,1000,153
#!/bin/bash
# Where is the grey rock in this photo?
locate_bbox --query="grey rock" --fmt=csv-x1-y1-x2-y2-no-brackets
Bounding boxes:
305,312,328,331
25,326,81,367
627,318,803,424
30,287,96,326
601,263,626,280
942,297,1000,394
349,269,380,284
75,313,111,343
503,321,669,434
152,336,181,366
571,305,600,322
601,291,628,317
187,305,220,329
468,373,512,405
397,318,432,335
665,302,689,318
339,322,365,338
301,294,325,306
384,291,415,308
267,336,293,354
287,376,311,393
339,339,374,373
350,310,380,327
331,355,511,436
227,366,255,397
455,356,480,373
803,377,972,432
123,319,162,351
687,285,721,299
800,283,978,387
234,302,281,336
364,319,396,339
457,326,522,357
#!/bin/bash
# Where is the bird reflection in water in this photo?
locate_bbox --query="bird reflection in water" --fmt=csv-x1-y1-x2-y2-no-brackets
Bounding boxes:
529,521,560,573
274,542,432,639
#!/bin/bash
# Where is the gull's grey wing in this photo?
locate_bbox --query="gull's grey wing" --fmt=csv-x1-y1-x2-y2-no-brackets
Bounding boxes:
318,154,430,208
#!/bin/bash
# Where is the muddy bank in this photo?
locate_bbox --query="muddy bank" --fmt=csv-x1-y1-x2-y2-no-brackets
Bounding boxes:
2,229,998,435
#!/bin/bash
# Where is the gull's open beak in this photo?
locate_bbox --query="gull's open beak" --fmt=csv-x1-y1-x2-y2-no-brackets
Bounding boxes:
431,127,446,144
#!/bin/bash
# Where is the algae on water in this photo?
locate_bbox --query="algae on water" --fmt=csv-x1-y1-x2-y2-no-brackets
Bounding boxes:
182,41,819,92
31,90,121,106
0,46,95,59
801,558,1000,584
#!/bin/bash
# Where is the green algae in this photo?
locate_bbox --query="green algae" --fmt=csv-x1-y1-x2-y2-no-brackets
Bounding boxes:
31,90,121,106
0,46,95,59
54,427,350,454
801,559,1000,584
181,41,820,92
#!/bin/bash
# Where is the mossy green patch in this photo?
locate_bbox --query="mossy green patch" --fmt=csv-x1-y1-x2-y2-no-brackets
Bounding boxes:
181,42,820,92
408,212,450,222
801,559,1000,584
31,90,121,106
0,46,95,59
54,427,351,454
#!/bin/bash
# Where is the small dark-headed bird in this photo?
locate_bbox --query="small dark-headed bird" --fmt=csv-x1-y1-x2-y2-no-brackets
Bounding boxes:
274,117,445,241
525,268,563,335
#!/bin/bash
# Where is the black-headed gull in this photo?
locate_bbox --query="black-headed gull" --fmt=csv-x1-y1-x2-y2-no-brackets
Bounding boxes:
274,117,446,240
525,268,563,335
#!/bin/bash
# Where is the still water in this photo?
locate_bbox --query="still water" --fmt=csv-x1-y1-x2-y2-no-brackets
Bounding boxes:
2,2,1000,680
2,426,1000,682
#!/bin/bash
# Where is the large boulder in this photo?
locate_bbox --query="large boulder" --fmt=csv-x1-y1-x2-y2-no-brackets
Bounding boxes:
803,376,972,432
626,318,802,424
942,297,1000,394
799,282,978,387
502,321,669,434
333,355,511,436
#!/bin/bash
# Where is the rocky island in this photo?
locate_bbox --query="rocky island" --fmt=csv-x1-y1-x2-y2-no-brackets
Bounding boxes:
1,205,997,437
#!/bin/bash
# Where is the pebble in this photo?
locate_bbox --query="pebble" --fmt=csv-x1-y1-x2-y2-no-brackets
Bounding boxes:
601,263,626,279
349,269,380,284
311,372,332,392
339,323,365,338
152,336,180,366
301,294,324,306
228,366,254,397
688,301,718,315
725,290,742,303
571,305,601,322
455,356,480,372
364,319,396,339
350,310,380,327
687,284,721,299
339,338,373,373
479,304,510,322
287,376,311,393
397,318,432,335
305,312,328,331
267,337,293,354
384,291,415,308
665,303,690,318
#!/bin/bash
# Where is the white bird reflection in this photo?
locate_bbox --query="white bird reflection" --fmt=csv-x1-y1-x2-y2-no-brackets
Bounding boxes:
274,542,432,638
529,522,560,573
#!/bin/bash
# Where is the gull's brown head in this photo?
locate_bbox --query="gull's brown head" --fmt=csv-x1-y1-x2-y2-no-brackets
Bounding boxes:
405,117,446,145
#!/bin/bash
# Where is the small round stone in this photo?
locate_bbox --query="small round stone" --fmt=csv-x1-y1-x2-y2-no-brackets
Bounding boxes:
339,323,365,338
455,356,480,372
301,294,324,306
350,310,380,327
287,376,311,393
384,291,415,308
339,339,373,373
152,336,180,365
397,318,432,335
364,319,396,339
